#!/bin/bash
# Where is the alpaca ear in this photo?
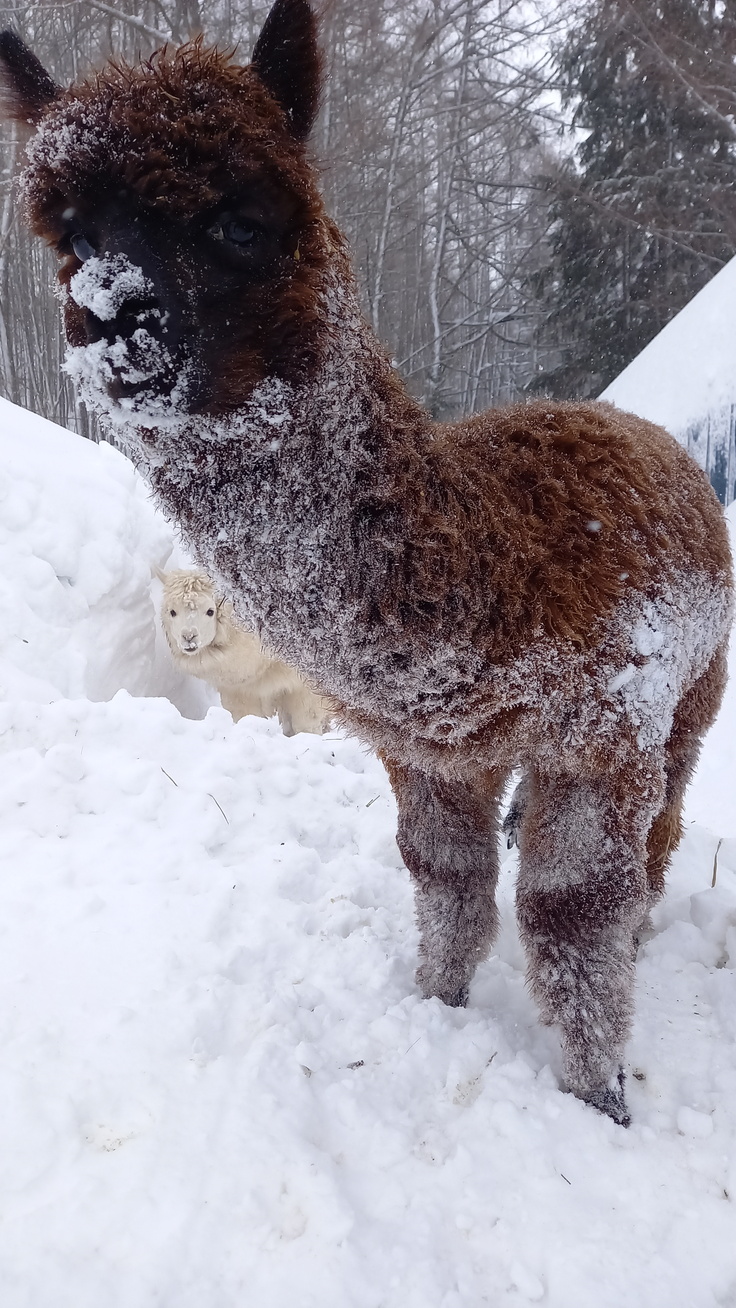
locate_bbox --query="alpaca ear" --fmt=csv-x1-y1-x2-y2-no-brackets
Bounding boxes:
251,0,321,141
0,31,59,125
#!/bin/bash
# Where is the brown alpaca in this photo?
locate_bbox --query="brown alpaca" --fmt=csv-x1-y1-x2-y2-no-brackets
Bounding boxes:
0,3,732,1126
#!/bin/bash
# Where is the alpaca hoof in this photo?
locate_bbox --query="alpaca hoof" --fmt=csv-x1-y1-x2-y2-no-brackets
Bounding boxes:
445,983,469,1008
417,966,469,1008
581,1068,630,1127
633,911,655,956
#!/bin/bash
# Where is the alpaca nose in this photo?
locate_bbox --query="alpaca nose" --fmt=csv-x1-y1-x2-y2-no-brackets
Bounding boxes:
75,230,185,350
73,251,163,348
84,296,163,347
67,224,207,409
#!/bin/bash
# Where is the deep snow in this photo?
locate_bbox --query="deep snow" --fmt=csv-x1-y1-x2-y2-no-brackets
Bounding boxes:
0,395,213,715
0,397,734,1307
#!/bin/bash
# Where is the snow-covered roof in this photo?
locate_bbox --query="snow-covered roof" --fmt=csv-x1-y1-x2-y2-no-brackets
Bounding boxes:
600,254,736,434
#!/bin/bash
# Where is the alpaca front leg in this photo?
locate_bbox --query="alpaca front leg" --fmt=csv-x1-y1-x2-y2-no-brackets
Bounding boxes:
516,769,655,1125
276,688,328,737
218,687,267,723
383,759,506,1007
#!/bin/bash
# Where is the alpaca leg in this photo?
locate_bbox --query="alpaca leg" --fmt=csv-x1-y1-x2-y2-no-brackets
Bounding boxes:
219,687,268,723
516,765,662,1124
383,759,507,1007
501,772,531,849
276,688,328,737
645,642,728,906
276,700,295,736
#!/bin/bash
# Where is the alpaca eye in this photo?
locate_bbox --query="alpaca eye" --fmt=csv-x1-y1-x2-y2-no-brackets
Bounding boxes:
223,220,256,245
206,608,215,616
170,608,177,617
208,218,257,246
71,233,96,262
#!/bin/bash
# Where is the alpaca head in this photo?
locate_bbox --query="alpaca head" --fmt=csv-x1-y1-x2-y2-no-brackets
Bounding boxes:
0,1,336,423
160,569,224,655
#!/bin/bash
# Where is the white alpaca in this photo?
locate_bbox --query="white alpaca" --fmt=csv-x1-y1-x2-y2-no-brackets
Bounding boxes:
158,569,331,735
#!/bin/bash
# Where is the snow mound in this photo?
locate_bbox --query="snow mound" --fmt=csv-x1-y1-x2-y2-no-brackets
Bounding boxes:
0,395,210,712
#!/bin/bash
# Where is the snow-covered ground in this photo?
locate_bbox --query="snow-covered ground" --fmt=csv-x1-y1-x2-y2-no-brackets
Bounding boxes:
0,398,734,1307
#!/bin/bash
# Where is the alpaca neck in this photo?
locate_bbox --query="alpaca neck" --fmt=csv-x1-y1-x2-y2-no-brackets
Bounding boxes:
134,262,426,468
143,266,427,559
131,266,452,715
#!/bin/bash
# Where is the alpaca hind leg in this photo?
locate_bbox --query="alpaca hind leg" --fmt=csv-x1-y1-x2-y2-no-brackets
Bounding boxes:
516,766,661,1125
502,772,531,849
645,642,728,909
383,759,507,1007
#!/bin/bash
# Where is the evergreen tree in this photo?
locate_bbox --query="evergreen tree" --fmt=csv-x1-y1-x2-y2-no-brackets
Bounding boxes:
532,0,736,398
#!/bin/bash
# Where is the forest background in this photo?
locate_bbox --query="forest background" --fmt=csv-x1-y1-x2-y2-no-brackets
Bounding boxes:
0,0,733,442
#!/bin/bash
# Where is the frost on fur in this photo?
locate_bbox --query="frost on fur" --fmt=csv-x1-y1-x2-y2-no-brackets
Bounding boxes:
62,254,194,427
70,254,153,322
159,569,331,737
6,3,735,1125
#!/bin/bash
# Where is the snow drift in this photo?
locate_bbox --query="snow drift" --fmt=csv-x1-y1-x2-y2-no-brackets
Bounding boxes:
0,394,211,713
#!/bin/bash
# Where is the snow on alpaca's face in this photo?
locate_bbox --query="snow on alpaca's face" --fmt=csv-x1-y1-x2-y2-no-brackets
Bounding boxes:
61,254,196,428
163,588,219,656
70,254,153,323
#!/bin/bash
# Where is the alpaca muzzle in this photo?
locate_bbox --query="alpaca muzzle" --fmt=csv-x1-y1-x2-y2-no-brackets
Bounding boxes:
64,246,205,421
